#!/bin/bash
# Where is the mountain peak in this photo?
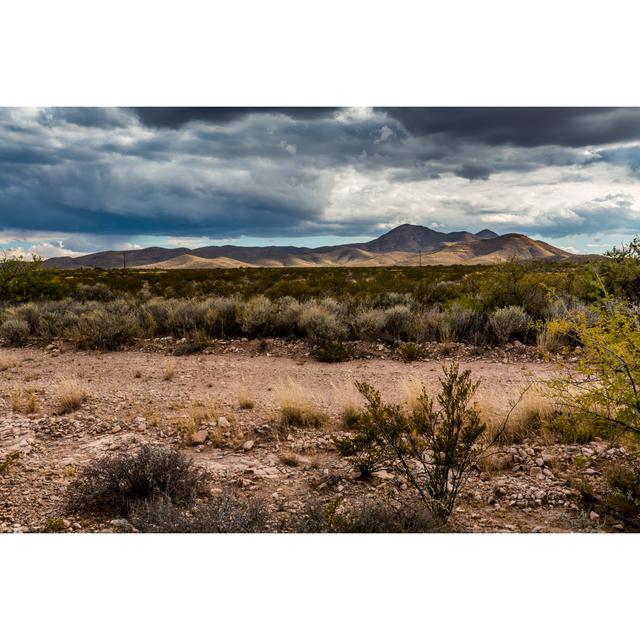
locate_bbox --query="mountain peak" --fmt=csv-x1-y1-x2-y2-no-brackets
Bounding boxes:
476,228,499,239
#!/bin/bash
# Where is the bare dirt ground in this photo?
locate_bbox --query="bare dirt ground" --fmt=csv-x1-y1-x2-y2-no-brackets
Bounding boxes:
0,342,629,533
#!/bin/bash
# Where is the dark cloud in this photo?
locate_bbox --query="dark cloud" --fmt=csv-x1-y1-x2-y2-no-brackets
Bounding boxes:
132,107,342,129
1,107,640,254
454,163,493,180
38,108,131,129
379,107,640,147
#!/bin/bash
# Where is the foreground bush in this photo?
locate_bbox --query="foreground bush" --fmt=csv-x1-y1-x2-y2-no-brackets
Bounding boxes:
130,492,267,533
0,318,30,345
67,445,207,516
296,499,442,533
336,365,487,522
548,299,640,438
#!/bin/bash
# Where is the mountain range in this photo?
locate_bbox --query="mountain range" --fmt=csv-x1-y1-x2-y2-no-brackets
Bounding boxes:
43,224,575,269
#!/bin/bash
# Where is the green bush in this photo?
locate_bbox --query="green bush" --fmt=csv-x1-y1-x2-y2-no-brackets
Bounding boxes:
312,341,353,363
397,341,426,362
336,365,486,522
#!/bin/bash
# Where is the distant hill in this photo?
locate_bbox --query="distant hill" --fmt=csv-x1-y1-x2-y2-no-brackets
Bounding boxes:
43,224,575,269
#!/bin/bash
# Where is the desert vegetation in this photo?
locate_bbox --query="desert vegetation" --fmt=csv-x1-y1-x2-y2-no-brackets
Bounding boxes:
2,239,640,534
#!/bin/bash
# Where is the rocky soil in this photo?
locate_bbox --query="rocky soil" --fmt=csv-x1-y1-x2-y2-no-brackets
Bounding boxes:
0,341,631,533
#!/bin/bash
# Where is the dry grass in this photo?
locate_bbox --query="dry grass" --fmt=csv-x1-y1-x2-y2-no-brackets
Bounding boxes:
479,384,556,445
237,389,255,410
398,376,429,413
330,380,364,430
536,326,564,355
477,446,513,475
11,385,39,414
276,378,326,430
278,451,302,467
0,355,17,371
176,404,216,445
54,378,89,414
163,362,176,381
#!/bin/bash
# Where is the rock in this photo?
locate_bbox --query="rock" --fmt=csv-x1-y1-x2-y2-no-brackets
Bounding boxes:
242,440,255,451
191,430,208,445
535,457,545,467
372,470,394,481
217,417,231,428
589,511,600,522
110,518,136,531
111,426,122,434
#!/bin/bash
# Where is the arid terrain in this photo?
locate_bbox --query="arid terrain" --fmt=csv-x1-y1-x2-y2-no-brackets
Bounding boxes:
1,339,630,533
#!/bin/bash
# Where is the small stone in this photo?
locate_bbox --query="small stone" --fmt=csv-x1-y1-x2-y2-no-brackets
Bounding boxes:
111,426,122,434
242,440,255,451
191,430,208,445
217,417,231,428
110,519,135,531
589,511,600,522
535,457,545,467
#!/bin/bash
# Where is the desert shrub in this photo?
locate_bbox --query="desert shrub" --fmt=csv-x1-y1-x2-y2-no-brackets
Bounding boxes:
43,517,66,532
397,342,426,362
12,303,42,334
376,292,417,308
548,299,640,438
129,492,267,533
11,386,39,414
0,318,31,345
54,378,89,414
207,296,241,337
239,295,275,337
333,415,387,478
353,308,386,340
443,303,486,343
281,405,326,430
296,499,442,533
412,308,448,342
271,297,302,336
37,300,82,340
489,305,530,343
139,298,172,335
312,340,353,363
381,304,413,341
72,283,114,302
67,445,208,516
69,302,140,350
298,301,348,344
173,330,209,355
536,325,564,354
166,299,212,337
336,365,486,522
599,235,640,303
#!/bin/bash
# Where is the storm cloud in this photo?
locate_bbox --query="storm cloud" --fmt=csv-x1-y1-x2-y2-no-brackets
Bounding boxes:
1,106,640,257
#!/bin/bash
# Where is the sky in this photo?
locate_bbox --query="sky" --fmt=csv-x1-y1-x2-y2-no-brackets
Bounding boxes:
1,106,640,258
